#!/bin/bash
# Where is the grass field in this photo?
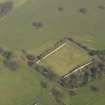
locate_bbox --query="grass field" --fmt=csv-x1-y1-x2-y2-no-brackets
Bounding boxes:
0,0,105,105
40,41,90,76
0,0,105,52
0,0,28,7
0,60,60,105
1,57,105,105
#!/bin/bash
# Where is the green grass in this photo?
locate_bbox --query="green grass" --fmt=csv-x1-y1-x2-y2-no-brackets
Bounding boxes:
0,0,105,105
0,0,28,7
0,0,105,52
0,61,60,105
40,42,90,76
0,58,105,105
70,75,105,105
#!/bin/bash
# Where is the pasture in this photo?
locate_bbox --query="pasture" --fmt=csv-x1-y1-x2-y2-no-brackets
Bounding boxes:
0,0,105,105
0,60,60,105
0,0,28,7
0,0,105,52
40,41,90,76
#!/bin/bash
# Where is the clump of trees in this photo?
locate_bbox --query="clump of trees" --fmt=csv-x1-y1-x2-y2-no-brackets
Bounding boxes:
57,7,64,12
90,85,100,92
98,5,105,10
40,80,48,88
33,63,57,80
58,50,105,89
0,49,20,71
69,89,77,96
32,21,43,29
79,8,88,14
51,88,65,105
0,1,14,17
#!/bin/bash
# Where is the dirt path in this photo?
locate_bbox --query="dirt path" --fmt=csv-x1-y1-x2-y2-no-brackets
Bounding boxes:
63,62,92,79
36,42,67,64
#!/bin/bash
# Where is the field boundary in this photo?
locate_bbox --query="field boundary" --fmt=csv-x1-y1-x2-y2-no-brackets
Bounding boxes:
32,37,92,77
63,61,92,79
36,42,67,63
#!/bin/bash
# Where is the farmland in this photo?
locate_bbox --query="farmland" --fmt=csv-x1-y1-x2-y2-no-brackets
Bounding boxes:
0,0,105,52
40,41,90,76
0,0,105,105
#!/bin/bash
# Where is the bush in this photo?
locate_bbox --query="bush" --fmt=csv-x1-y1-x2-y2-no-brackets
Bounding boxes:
57,7,64,11
90,85,100,92
3,59,19,71
51,88,63,98
32,21,43,29
79,8,88,14
40,80,48,88
98,5,105,10
0,1,13,17
69,90,77,96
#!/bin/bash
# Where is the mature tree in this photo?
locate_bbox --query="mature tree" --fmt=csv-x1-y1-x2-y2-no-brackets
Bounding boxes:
32,21,43,29
41,67,56,80
68,74,78,88
0,1,13,17
3,59,19,71
40,80,48,88
57,7,64,11
90,85,100,92
79,8,88,14
3,50,13,59
98,5,105,10
82,71,89,84
90,67,97,78
69,90,77,96
51,88,63,98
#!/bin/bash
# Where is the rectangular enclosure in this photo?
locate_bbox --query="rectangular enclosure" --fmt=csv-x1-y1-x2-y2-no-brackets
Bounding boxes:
39,41,91,76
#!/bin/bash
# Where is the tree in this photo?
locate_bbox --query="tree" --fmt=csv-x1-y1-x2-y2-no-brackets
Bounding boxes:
32,21,43,29
0,46,5,54
51,88,63,98
58,78,65,87
3,50,13,59
68,74,78,88
57,7,64,12
90,67,97,78
41,67,56,80
79,8,88,14
3,59,19,71
90,85,99,92
69,90,77,96
0,1,13,17
82,71,89,84
98,5,105,10
40,80,48,88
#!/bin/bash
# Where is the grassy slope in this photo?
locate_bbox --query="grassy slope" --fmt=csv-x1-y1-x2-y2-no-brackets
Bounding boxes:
0,0,105,52
0,0,105,105
40,42,90,76
0,58,105,105
0,61,59,105
0,0,28,7
71,76,105,105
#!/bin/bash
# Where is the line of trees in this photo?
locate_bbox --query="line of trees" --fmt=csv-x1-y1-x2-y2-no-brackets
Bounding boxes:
58,53,105,90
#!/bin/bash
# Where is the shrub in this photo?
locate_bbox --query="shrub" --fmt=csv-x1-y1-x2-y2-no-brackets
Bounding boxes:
0,1,13,17
79,8,88,14
98,5,105,10
40,80,48,88
57,7,64,11
90,85,100,92
3,59,19,71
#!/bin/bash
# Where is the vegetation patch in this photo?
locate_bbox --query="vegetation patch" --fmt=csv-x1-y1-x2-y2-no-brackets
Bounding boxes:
0,1,13,17
39,40,91,76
